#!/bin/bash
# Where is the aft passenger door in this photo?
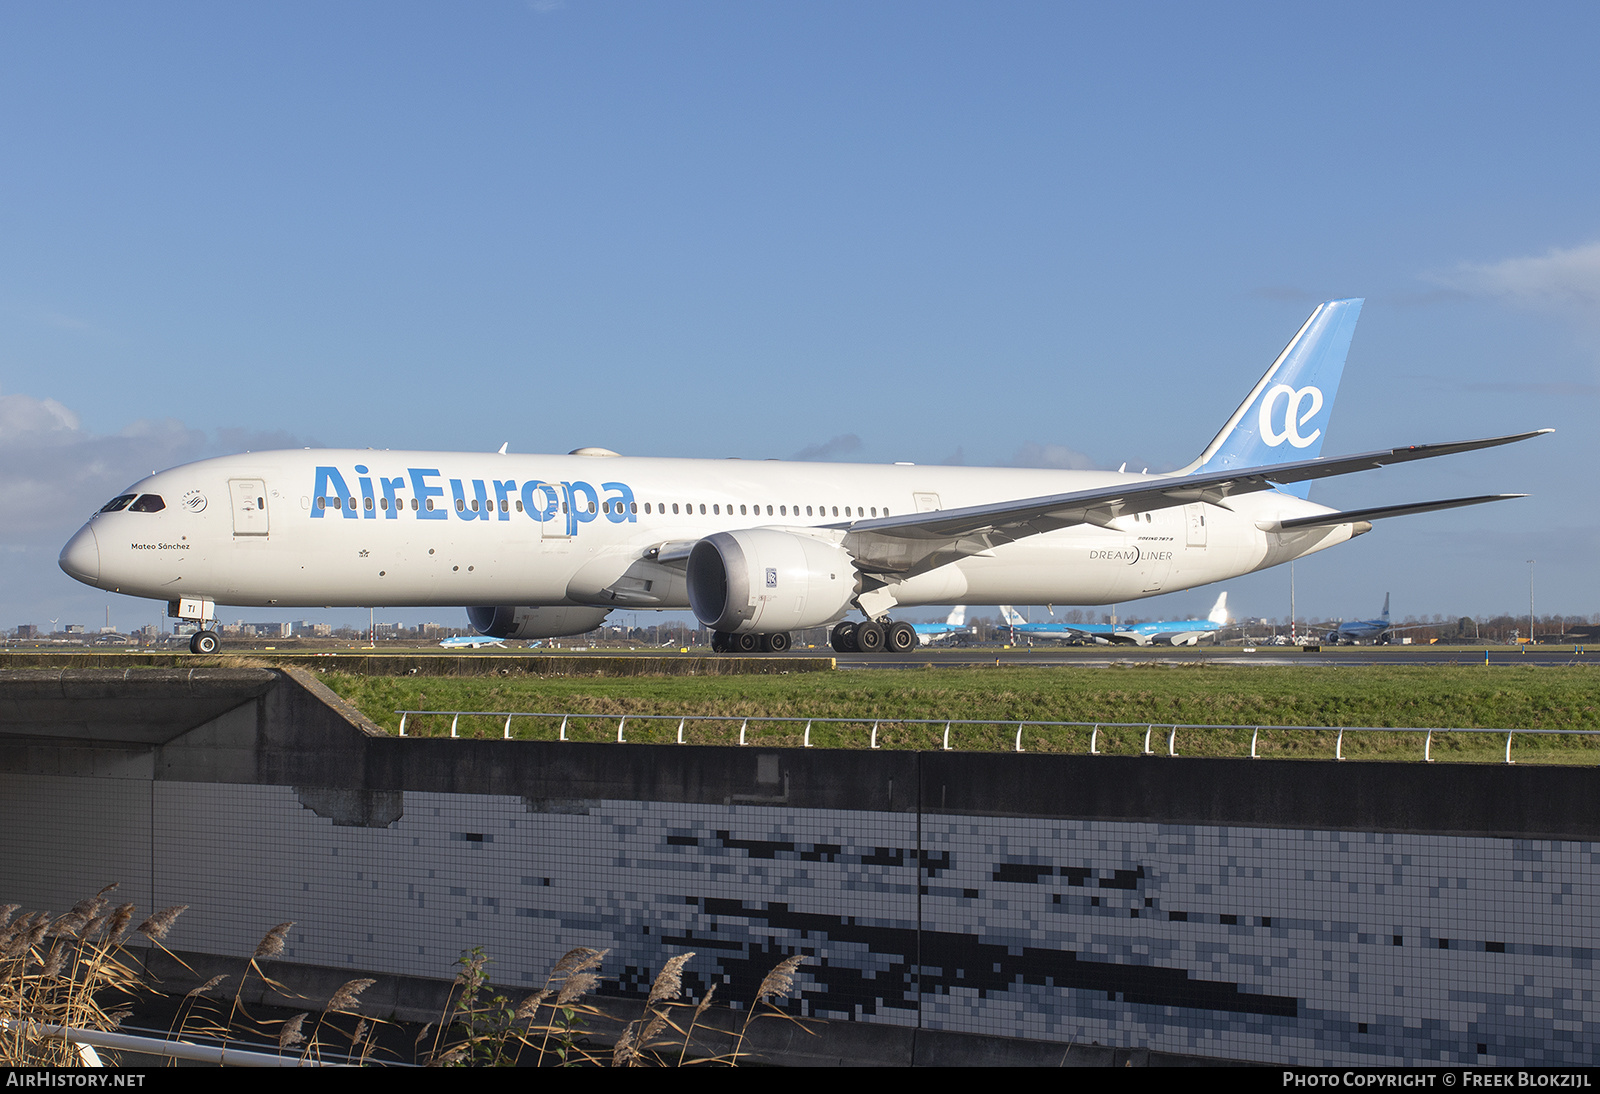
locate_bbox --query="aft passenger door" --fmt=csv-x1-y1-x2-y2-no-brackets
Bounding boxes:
229,479,270,537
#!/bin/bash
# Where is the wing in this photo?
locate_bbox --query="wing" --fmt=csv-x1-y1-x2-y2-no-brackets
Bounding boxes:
1135,627,1212,646
837,429,1548,578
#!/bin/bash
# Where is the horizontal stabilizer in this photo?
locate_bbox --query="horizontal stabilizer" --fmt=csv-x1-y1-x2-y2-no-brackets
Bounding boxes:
1275,494,1526,531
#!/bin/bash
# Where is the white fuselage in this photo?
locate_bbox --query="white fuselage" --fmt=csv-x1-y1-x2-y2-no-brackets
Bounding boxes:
60,449,1359,619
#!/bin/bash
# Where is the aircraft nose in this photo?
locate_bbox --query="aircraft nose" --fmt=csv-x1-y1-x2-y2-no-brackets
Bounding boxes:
59,526,100,585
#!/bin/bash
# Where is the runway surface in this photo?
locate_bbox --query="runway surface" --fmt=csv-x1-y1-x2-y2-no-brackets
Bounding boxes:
825,645,1594,669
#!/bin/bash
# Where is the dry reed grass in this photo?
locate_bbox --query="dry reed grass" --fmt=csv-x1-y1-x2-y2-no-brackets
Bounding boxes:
3,887,808,1067
0,885,146,1066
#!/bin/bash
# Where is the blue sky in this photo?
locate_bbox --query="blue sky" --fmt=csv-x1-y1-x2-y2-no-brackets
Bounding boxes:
3,2,1596,632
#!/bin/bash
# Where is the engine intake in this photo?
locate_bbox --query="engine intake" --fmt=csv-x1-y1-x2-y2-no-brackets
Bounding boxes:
686,530,856,634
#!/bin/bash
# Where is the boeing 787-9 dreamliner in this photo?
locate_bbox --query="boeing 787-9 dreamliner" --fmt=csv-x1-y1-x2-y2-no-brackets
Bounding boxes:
60,300,1547,655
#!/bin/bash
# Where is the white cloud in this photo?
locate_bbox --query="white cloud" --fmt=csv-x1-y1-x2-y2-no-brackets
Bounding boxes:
0,387,326,624
0,386,207,544
0,388,79,439
1433,241,1600,320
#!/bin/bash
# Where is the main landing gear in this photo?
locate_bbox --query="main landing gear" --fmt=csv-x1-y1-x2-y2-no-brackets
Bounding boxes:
830,620,916,654
189,630,220,655
710,630,792,654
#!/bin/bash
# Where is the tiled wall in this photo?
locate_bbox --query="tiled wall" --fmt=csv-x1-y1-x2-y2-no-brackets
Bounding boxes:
3,773,1594,1066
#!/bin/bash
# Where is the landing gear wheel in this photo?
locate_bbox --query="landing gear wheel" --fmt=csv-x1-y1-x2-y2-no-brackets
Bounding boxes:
830,621,859,653
190,630,220,655
733,632,761,654
886,621,916,653
855,621,885,652
710,631,728,652
762,631,792,653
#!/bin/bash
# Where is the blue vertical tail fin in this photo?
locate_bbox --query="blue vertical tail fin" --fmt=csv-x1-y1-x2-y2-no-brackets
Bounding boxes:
1181,299,1363,498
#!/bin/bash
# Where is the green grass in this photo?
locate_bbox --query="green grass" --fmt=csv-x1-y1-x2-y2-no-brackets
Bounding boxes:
315,662,1600,764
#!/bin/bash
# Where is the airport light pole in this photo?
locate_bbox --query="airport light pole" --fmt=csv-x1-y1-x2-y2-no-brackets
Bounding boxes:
1288,561,1296,644
1527,559,1535,645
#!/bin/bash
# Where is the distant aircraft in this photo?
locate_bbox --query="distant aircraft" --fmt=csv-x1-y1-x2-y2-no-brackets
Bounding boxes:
1001,592,1231,647
1323,594,1397,645
911,605,972,646
60,298,1548,657
439,635,507,649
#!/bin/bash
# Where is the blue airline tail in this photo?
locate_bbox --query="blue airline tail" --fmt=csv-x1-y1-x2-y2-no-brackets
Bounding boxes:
1179,299,1363,499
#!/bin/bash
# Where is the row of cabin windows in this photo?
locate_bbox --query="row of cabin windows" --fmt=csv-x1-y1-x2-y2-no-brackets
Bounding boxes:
640,503,888,518
313,495,891,519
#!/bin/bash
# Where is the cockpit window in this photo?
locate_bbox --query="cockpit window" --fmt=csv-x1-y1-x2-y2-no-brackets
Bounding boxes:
99,495,137,513
129,495,166,513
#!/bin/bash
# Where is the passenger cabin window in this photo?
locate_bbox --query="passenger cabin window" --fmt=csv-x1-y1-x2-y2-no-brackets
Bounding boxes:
129,495,166,513
99,495,136,513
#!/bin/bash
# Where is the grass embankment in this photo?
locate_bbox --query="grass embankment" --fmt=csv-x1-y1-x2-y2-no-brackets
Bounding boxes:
317,663,1600,764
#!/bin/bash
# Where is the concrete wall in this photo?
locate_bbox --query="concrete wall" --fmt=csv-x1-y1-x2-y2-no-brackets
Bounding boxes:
2,667,1597,1066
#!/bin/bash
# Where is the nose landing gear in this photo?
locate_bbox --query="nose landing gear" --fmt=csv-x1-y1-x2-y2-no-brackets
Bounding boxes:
189,630,220,655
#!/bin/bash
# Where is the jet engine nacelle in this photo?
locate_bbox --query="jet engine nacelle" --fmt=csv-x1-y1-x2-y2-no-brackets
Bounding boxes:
466,605,612,639
686,530,857,634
